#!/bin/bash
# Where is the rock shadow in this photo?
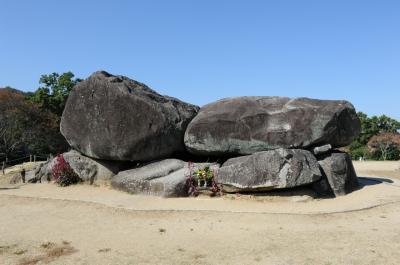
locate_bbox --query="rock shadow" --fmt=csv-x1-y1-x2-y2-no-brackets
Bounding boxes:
235,186,319,199
356,176,393,189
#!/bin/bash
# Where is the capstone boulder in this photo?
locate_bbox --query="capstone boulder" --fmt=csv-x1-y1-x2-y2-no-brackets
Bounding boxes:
61,71,199,161
184,97,360,156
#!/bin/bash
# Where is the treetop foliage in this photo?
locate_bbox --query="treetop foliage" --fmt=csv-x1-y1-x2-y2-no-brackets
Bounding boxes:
29,72,82,116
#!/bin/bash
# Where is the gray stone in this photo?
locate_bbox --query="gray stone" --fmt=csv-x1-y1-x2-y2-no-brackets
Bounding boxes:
215,149,322,192
184,97,360,156
34,160,55,183
9,166,37,184
311,178,334,197
312,144,332,155
61,71,199,161
111,159,219,197
34,150,122,184
317,152,359,196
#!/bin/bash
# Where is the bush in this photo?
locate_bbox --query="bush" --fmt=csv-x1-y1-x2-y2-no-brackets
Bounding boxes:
52,154,81,186
349,146,369,160
367,133,400,161
369,147,400,161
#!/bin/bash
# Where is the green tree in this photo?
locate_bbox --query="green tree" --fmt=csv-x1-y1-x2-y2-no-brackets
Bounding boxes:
375,115,400,133
30,72,82,116
349,112,400,160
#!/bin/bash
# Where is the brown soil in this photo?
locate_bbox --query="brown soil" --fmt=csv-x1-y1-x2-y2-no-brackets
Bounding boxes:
0,161,399,265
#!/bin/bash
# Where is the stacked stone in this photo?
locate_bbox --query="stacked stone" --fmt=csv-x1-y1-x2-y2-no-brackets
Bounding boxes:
184,96,361,197
36,71,361,198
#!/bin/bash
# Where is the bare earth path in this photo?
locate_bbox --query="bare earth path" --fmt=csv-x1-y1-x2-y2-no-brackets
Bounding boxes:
0,161,400,265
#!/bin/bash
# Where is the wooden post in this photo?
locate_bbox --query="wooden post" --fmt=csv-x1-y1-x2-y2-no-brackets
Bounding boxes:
30,155,32,162
34,155,36,162
2,161,4,175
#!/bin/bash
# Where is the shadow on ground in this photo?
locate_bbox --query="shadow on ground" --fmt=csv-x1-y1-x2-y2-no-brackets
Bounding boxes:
358,176,393,187
0,186,20,190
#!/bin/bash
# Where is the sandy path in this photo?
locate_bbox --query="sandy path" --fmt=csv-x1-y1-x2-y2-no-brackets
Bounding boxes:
1,177,400,215
0,161,400,265
1,194,400,265
353,161,400,179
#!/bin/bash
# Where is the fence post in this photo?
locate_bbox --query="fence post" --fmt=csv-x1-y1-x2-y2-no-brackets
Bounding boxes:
2,161,4,175
34,155,36,162
30,155,32,162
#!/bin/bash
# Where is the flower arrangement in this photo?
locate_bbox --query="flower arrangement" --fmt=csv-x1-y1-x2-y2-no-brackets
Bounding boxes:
186,161,222,196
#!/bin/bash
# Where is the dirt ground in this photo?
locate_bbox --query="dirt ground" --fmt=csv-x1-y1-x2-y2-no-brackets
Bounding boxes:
353,160,400,179
0,161,400,265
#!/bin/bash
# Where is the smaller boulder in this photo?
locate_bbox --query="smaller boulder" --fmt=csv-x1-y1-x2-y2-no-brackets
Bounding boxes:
10,167,36,184
311,178,333,197
34,150,122,184
111,159,219,197
33,160,55,183
215,149,322,192
312,144,332,156
316,152,358,196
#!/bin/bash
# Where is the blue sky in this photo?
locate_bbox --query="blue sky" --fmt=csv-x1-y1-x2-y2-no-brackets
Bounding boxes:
1,0,399,119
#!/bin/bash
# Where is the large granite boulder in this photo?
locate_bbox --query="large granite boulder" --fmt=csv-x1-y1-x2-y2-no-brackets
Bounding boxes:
111,159,219,197
34,150,122,184
215,148,322,192
184,97,360,156
314,152,359,196
61,71,199,161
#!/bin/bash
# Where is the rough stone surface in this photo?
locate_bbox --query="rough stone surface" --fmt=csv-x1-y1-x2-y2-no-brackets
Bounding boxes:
112,159,219,197
61,71,199,161
311,178,334,197
317,152,359,196
34,150,122,184
312,144,332,155
215,149,322,192
10,167,36,184
184,97,360,156
33,160,55,183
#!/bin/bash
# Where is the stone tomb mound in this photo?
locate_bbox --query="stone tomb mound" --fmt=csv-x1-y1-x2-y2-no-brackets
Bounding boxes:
36,71,362,198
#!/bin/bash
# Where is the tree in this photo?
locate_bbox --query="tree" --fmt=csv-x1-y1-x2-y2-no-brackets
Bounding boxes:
29,72,82,116
349,112,400,159
0,88,68,161
368,133,400,160
0,88,26,159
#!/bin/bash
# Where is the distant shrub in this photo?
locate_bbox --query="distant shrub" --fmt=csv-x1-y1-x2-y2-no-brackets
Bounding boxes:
368,133,400,161
52,154,81,186
349,146,369,160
